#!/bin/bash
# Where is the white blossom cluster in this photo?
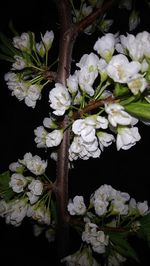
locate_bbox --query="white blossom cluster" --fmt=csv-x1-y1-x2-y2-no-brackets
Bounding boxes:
67,184,149,263
0,153,51,226
4,30,54,108
33,31,150,164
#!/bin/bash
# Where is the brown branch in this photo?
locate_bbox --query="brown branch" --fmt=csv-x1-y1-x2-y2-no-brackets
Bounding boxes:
74,0,119,35
73,95,115,120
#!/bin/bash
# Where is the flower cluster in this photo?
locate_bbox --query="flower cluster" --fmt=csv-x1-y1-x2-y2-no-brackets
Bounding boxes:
63,184,150,265
3,30,54,108
33,31,150,164
0,153,53,227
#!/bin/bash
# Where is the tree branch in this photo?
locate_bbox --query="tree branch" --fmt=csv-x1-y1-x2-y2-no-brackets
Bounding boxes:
74,0,119,35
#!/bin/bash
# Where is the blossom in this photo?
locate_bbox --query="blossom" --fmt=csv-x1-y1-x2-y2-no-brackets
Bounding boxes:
13,32,31,53
78,67,98,96
127,74,148,95
41,30,54,51
49,83,71,116
67,72,79,94
116,126,141,150
67,196,86,215
72,119,96,142
9,173,27,193
19,152,47,175
97,131,115,151
25,84,42,108
12,56,27,70
82,223,109,254
137,201,149,216
76,53,99,72
94,33,116,62
46,129,63,147
34,126,48,148
106,54,141,83
105,103,132,127
5,198,28,227
27,204,51,225
28,179,43,196
69,136,100,161
9,161,24,173
43,116,58,129
61,247,99,266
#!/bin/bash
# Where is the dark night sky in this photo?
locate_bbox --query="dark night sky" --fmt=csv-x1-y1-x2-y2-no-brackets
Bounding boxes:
0,1,150,265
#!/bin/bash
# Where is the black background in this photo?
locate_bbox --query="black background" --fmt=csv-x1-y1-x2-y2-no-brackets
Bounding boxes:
0,1,150,265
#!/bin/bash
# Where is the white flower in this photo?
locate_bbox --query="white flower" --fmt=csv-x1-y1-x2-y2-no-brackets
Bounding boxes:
78,67,98,96
43,116,58,129
12,56,27,70
20,152,47,175
61,247,99,266
72,119,96,142
82,223,109,254
41,30,54,51
106,54,141,83
94,198,109,216
76,53,99,72
110,199,128,215
5,198,28,227
97,131,115,151
49,83,71,116
0,200,10,217
46,129,63,147
108,251,126,266
28,179,43,196
105,103,132,127
115,33,144,61
13,32,31,52
94,33,116,62
137,201,149,216
27,205,51,225
116,126,141,150
9,173,27,193
9,162,24,173
67,196,86,215
34,126,48,148
26,191,39,204
127,74,148,95
67,72,79,94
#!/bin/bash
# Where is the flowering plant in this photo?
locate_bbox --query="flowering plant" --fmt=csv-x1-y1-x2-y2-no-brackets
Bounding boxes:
0,0,150,265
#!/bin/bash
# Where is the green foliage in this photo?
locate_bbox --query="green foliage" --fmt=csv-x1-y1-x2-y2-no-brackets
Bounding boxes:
137,213,150,247
109,231,140,263
0,171,15,201
124,102,150,121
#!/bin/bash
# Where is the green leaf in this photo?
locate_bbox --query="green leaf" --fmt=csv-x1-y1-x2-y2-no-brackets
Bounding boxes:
0,171,16,201
0,171,11,188
2,188,16,202
119,94,140,106
137,213,150,247
0,32,20,56
124,102,150,120
109,231,140,262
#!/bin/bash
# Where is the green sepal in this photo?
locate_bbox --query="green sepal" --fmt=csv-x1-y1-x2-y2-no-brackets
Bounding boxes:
124,102,150,120
114,83,130,97
109,231,140,262
137,213,150,247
